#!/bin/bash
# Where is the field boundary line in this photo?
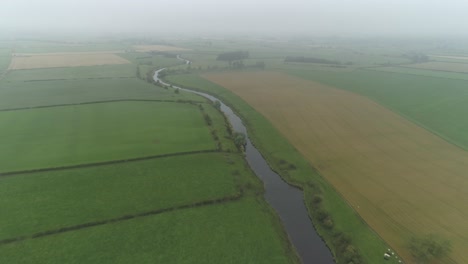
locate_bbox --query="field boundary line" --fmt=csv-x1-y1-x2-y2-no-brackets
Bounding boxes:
0,192,243,246
0,149,220,177
0,98,207,112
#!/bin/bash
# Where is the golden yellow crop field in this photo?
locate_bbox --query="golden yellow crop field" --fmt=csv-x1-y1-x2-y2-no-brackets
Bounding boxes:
204,71,468,263
132,45,190,52
8,52,130,70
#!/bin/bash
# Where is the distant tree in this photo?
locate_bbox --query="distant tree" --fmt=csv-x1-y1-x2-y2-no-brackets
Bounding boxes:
213,100,221,110
255,61,266,69
408,234,452,264
136,66,141,78
233,132,247,150
174,88,180,94
217,51,249,63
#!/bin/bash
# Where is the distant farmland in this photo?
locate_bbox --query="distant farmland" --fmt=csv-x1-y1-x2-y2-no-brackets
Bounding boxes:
204,71,468,264
132,45,190,52
405,61,468,73
8,52,130,70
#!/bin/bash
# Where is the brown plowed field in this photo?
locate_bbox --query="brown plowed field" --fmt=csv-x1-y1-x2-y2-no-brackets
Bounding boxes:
204,71,468,263
8,52,130,70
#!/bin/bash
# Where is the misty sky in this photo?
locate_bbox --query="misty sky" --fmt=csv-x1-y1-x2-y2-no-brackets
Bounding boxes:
1,0,468,36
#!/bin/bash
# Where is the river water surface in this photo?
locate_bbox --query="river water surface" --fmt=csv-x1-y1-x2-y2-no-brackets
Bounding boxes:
154,68,335,264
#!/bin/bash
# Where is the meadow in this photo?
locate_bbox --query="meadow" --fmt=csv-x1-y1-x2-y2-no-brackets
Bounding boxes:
0,101,215,172
0,153,238,240
404,61,468,73
0,78,203,109
365,66,468,80
0,198,297,264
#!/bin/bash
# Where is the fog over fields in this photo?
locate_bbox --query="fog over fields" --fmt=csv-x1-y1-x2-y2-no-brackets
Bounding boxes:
1,0,468,36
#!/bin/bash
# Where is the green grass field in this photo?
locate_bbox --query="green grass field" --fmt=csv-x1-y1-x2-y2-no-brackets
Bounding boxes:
365,66,468,80
0,153,240,240
0,101,215,172
0,197,297,264
0,78,203,109
285,68,468,150
5,64,136,81
164,73,395,263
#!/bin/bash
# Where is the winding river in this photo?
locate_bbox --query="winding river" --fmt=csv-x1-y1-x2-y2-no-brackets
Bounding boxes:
154,64,335,264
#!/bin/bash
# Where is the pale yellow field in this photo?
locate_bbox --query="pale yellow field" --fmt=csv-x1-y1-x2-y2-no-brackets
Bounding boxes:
132,45,190,52
407,61,468,73
204,71,468,264
8,52,130,70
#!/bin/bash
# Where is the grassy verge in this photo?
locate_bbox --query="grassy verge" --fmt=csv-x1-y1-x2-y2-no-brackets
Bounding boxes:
0,101,215,172
164,73,399,263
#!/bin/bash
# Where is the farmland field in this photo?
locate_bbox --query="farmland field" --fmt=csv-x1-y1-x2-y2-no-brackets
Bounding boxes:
9,52,130,70
0,198,296,264
0,153,239,240
5,64,136,81
0,101,215,172
203,71,468,263
0,78,203,109
132,45,190,52
365,66,468,80
285,68,468,150
404,61,468,73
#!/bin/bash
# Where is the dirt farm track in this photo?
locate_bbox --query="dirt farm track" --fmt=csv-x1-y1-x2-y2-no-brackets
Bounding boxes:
204,71,468,263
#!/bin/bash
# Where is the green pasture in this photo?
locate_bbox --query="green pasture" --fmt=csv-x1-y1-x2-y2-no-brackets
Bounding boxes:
0,153,241,240
0,78,203,109
0,197,298,264
0,101,215,172
285,67,468,150
365,66,468,80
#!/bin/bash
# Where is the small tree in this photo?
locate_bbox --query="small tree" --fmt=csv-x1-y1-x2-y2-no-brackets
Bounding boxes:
408,234,452,263
213,100,221,110
233,132,247,150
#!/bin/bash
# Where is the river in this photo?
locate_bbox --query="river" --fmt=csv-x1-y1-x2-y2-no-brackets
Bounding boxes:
154,65,335,264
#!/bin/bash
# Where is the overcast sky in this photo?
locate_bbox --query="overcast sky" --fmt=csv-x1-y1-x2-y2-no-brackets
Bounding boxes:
1,0,468,36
